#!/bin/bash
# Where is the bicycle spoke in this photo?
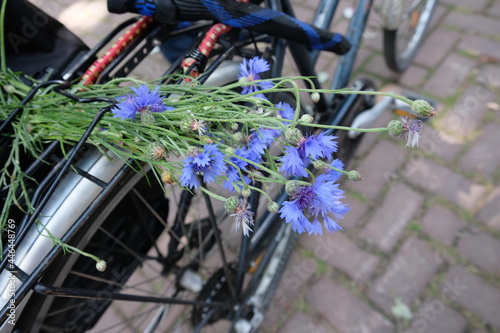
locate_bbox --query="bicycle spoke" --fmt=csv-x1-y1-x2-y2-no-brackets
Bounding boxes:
200,186,238,303
97,227,163,276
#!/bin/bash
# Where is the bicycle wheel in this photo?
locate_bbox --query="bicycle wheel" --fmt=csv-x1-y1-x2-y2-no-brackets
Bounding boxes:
383,0,436,72
11,92,299,333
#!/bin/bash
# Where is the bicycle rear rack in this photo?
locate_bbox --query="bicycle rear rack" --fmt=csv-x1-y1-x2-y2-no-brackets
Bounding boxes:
0,82,117,324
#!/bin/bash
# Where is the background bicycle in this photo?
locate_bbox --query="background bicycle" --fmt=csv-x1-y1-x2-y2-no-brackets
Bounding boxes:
4,0,500,332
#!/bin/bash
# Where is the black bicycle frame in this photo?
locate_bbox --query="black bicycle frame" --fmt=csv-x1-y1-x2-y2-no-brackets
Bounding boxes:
1,0,376,326
234,0,376,302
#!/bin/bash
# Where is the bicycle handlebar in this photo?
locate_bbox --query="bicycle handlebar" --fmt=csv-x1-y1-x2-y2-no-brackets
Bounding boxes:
107,0,351,55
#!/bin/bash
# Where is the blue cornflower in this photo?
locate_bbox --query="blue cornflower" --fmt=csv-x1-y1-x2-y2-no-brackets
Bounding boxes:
275,101,294,123
179,144,226,189
112,84,173,120
279,146,309,177
279,174,349,235
279,132,338,177
243,128,281,164
224,148,251,192
324,158,344,182
239,57,274,99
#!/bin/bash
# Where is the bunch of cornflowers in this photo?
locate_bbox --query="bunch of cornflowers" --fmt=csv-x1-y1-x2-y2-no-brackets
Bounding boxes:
109,56,435,237
0,59,436,275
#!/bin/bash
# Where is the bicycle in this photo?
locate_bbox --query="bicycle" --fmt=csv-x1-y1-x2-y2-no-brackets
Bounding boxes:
0,0,435,332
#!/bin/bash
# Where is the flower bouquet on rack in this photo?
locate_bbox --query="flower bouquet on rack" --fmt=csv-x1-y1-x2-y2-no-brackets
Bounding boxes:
0,56,435,269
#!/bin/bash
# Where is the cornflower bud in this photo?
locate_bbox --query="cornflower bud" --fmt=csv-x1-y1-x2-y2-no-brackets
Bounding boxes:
285,180,300,195
300,114,314,123
241,187,252,198
225,196,239,213
147,143,167,160
96,260,107,272
233,132,245,144
180,117,193,132
200,135,214,144
161,171,175,184
387,119,403,137
347,170,363,181
284,128,303,144
3,85,15,94
411,99,437,117
311,92,320,103
268,201,279,213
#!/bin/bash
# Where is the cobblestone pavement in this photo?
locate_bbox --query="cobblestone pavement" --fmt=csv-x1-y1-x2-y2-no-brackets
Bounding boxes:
32,0,500,332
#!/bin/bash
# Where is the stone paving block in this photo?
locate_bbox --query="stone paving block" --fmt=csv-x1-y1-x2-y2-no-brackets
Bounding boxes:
477,188,500,231
368,237,443,312
418,125,463,162
348,140,408,200
423,53,477,97
300,232,380,284
428,5,448,31
441,266,500,329
355,109,394,157
490,1,500,17
316,51,338,74
477,64,500,87
132,54,170,80
404,300,466,333
342,194,368,228
263,251,316,328
438,0,488,11
306,276,394,333
354,47,373,72
413,29,461,68
398,65,428,89
278,311,331,333
458,35,500,60
290,1,315,23
458,123,500,178
360,183,424,252
457,231,500,274
404,158,487,211
444,11,500,35
363,20,384,52
420,205,467,246
56,0,110,33
363,54,400,81
93,303,134,332
439,85,495,139
31,0,72,18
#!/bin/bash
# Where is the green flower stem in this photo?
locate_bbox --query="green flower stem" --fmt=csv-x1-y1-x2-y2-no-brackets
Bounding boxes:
316,160,350,177
306,88,413,106
300,122,389,133
246,184,274,203
226,152,287,184
239,77,413,106
199,186,228,202
0,0,8,72
62,244,102,263
37,222,102,263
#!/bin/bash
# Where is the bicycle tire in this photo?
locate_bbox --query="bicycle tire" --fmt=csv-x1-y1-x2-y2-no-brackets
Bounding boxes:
383,0,436,72
12,87,301,333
